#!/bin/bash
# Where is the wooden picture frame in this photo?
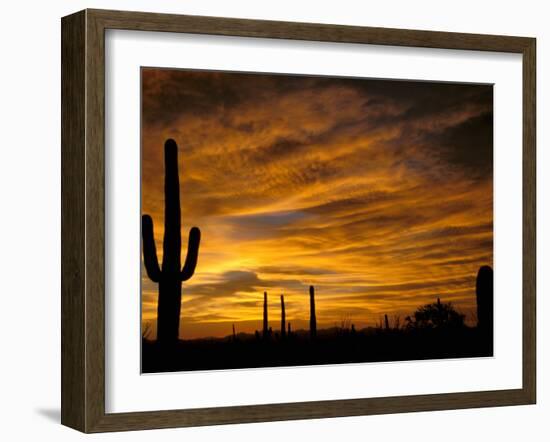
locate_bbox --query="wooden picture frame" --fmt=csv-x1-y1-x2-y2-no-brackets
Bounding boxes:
61,8,536,433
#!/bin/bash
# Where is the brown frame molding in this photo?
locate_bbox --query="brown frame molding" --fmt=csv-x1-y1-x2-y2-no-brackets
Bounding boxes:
61,8,536,433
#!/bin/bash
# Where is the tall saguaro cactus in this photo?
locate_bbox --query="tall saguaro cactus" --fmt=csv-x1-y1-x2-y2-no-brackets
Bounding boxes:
280,294,286,338
476,265,494,332
142,139,201,345
309,285,317,339
263,291,268,338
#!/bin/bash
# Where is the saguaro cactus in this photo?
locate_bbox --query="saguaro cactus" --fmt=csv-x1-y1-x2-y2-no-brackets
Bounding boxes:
142,139,201,345
309,285,317,339
263,291,268,338
384,314,390,330
476,265,494,332
280,294,286,338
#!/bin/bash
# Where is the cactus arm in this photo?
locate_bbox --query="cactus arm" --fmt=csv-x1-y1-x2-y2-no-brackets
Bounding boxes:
180,226,201,281
142,214,162,283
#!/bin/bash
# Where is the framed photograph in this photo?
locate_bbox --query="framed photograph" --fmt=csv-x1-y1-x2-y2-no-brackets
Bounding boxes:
61,9,536,433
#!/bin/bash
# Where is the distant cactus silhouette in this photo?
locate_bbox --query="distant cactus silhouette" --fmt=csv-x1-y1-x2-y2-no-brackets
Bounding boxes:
309,285,317,339
280,294,286,338
142,139,201,345
476,265,493,332
384,314,390,330
263,291,268,338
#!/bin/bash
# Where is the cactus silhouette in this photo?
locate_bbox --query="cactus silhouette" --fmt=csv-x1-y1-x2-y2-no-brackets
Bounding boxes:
142,139,201,345
309,285,317,339
280,294,286,338
263,291,268,338
384,314,390,330
476,265,493,332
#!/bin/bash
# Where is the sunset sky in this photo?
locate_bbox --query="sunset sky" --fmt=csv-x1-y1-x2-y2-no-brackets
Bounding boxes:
141,68,493,340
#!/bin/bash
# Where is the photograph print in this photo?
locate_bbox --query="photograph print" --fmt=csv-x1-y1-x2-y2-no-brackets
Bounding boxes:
140,68,494,373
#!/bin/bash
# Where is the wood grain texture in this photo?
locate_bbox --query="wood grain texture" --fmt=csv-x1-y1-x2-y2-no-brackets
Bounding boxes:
89,8,532,52
85,10,107,432
522,38,536,403
60,8,537,433
61,10,86,431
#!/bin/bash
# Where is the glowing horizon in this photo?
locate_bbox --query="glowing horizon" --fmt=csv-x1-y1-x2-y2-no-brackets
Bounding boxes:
141,68,493,340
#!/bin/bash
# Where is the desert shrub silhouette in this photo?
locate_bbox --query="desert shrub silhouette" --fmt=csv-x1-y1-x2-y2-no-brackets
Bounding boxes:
142,139,201,345
405,298,465,330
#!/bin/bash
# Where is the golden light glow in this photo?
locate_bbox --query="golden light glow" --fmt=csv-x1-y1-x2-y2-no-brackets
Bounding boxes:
141,69,493,339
